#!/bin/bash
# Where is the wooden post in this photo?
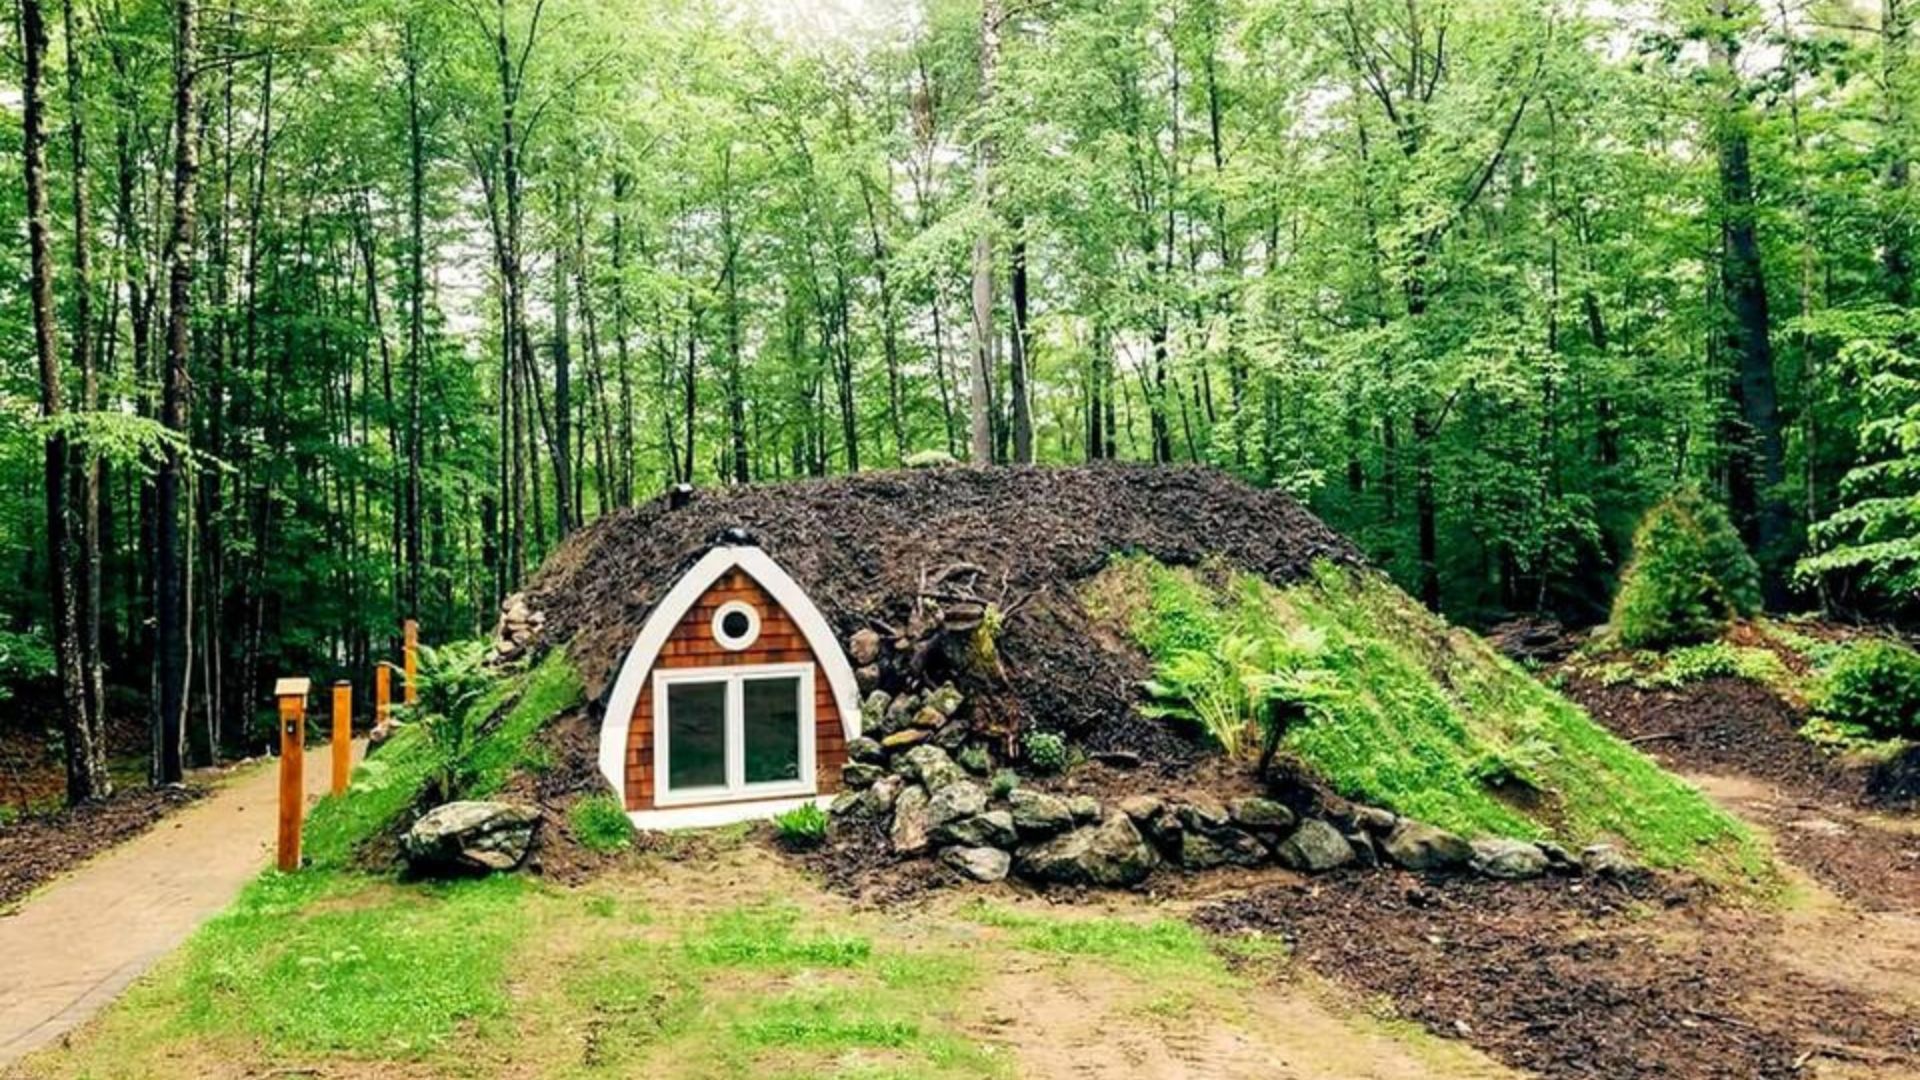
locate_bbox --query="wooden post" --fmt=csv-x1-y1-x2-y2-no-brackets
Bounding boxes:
375,662,392,729
403,619,419,705
274,677,311,873
330,681,352,796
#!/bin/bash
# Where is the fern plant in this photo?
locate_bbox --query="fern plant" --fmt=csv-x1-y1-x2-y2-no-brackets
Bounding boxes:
1142,627,1333,765
398,640,497,803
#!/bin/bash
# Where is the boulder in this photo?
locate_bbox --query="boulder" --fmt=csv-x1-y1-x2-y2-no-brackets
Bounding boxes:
884,693,922,729
861,775,905,817
881,728,931,752
1381,821,1474,873
1346,831,1379,869
1119,795,1166,823
1016,813,1159,887
1352,805,1399,835
926,682,965,717
901,745,966,791
1230,797,1296,833
927,780,988,829
1176,797,1233,833
1068,795,1102,824
402,801,540,874
860,691,892,733
1179,826,1267,870
849,628,883,666
846,736,885,764
829,790,863,818
1275,819,1355,873
1472,838,1551,880
931,719,971,752
935,810,1017,849
1580,843,1641,880
841,763,886,790
890,786,932,854
1008,789,1076,836
942,845,1011,883
855,664,881,690
911,705,948,730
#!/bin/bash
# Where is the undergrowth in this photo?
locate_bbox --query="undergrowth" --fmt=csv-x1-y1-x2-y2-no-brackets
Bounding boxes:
1092,558,1768,884
301,647,584,871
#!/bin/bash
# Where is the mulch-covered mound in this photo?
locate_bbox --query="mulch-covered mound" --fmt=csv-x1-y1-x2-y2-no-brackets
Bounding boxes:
1194,872,1919,1079
0,784,204,908
527,465,1359,750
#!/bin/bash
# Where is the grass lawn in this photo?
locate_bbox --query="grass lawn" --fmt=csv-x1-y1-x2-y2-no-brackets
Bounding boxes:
13,825,1524,1080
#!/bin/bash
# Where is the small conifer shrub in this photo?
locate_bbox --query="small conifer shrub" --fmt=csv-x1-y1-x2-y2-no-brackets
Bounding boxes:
1817,640,1920,740
1610,490,1761,649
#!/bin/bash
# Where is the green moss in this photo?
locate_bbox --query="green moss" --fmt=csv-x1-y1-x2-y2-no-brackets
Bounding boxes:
301,648,585,871
1101,558,1769,884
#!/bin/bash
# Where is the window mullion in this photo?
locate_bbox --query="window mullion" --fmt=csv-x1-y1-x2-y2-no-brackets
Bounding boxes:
727,677,745,791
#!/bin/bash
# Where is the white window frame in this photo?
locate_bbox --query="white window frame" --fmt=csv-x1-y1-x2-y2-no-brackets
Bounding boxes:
652,662,815,807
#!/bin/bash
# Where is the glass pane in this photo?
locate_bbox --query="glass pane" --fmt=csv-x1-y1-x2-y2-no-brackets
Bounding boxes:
742,676,802,785
666,681,727,790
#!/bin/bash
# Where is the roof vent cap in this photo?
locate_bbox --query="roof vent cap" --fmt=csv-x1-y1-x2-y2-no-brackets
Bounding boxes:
719,526,757,547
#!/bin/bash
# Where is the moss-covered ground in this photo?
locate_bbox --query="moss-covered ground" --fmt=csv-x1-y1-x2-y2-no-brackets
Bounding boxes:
1090,558,1770,884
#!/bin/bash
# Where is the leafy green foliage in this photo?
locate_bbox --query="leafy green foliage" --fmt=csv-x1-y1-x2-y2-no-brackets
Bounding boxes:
1022,730,1068,774
0,628,54,705
1611,491,1762,649
1141,627,1333,758
401,641,497,803
570,794,635,854
989,769,1020,800
1815,640,1920,740
770,803,828,850
1099,557,1765,882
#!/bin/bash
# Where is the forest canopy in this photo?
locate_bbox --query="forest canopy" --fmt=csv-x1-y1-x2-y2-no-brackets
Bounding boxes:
3,0,1918,792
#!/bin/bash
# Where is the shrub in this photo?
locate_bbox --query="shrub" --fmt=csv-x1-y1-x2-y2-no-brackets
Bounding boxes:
401,641,498,802
1611,490,1761,649
1022,731,1068,774
772,803,829,849
988,769,1019,799
570,794,634,854
1817,640,1920,739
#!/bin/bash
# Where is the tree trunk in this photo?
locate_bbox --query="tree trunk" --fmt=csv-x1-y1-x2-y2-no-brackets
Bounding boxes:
25,0,109,803
1886,0,1914,304
403,19,427,619
968,0,1001,465
1009,225,1034,464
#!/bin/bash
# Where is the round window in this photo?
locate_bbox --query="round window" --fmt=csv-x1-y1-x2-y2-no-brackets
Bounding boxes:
711,600,761,651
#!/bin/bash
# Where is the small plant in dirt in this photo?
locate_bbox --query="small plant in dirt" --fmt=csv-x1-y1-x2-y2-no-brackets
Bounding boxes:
989,769,1020,800
773,803,829,849
1610,489,1761,649
401,640,499,803
1141,627,1331,764
1023,730,1068,774
1816,639,1920,740
570,794,634,853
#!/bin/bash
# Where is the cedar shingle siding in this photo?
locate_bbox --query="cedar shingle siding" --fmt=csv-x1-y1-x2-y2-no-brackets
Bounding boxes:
623,568,847,809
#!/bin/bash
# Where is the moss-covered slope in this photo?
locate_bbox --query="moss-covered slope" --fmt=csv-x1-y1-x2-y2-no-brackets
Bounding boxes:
1091,558,1768,884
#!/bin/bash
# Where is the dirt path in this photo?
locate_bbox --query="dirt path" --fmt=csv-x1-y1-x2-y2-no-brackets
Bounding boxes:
0,741,356,1067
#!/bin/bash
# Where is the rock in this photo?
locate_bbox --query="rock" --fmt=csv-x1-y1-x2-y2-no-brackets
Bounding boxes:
911,705,947,730
884,693,922,729
1580,843,1641,880
1068,795,1101,824
1352,805,1399,835
862,775,904,817
927,780,988,830
931,719,971,752
1008,789,1076,836
840,763,886,790
861,691,892,733
1090,751,1141,769
1275,819,1356,873
1179,827,1267,870
846,736,885,764
1381,821,1475,872
1536,841,1578,872
935,810,1017,849
1230,797,1296,833
890,786,931,854
881,728,931,752
402,801,540,874
926,682,965,717
856,664,881,690
941,845,1011,883
829,790,863,818
1119,795,1166,823
1176,797,1233,833
1142,808,1185,850
849,628,883,666
901,745,965,791
1471,838,1551,880
1016,813,1158,887
1346,832,1379,869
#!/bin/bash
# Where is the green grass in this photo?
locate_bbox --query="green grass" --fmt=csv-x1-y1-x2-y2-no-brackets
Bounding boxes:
683,902,874,969
571,793,635,853
960,900,1222,978
1092,557,1769,884
176,872,530,1055
301,647,583,870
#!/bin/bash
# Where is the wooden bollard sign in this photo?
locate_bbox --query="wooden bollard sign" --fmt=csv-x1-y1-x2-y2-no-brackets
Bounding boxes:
375,662,392,729
274,677,310,873
331,681,352,796
403,619,419,705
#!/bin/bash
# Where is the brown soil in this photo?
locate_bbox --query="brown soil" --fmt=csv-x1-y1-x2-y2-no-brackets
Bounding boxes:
526,464,1358,752
0,784,204,909
1193,872,1920,1080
